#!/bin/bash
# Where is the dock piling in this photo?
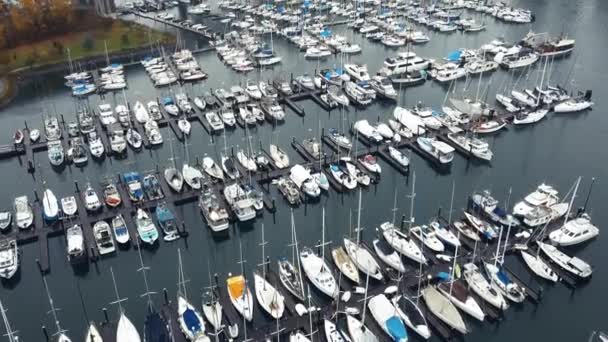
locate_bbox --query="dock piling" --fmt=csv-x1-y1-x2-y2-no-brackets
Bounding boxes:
33,190,39,203
103,308,109,323
163,288,169,304
74,181,80,193
42,326,49,341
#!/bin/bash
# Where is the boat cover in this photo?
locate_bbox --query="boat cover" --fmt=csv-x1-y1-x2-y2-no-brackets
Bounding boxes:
227,275,246,299
183,308,202,333
386,316,408,341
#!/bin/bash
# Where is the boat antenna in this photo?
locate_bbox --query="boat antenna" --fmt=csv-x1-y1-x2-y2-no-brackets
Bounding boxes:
109,267,128,315
42,274,67,338
582,177,596,213
0,300,18,342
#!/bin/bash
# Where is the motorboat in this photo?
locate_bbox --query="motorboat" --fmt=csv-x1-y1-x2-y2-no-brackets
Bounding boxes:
409,225,445,252
513,183,561,216
549,213,599,246
221,155,240,180
94,220,115,255
353,120,383,143
223,183,256,222
393,107,426,135
126,128,143,149
0,239,18,279
520,251,558,282
193,97,207,111
44,116,62,141
42,189,59,223
177,296,208,341
446,133,493,161
178,118,191,136
338,158,370,186
329,164,357,190
198,183,230,232
220,109,236,127
538,241,592,279
103,181,122,208
484,262,526,303
344,238,382,280
205,112,225,132
202,157,224,181
254,271,285,319
311,171,330,192
13,130,23,144
270,144,290,168
98,104,117,126
29,129,40,142
522,203,569,227
0,212,11,231
373,239,406,273
358,154,381,174
111,214,130,245
122,172,144,202
422,286,468,334
237,150,257,173
470,190,520,226
388,119,413,139
344,81,374,106
462,263,508,310
381,222,426,264
328,128,352,150
388,146,410,168
14,196,33,229
328,86,350,106
300,247,338,298
110,129,127,154
499,50,539,69
277,177,301,206
463,211,498,239
417,137,454,164
66,224,85,263
88,132,105,158
245,80,263,99
155,203,180,242
261,101,286,122
83,184,101,212
143,174,164,201
163,97,180,116
290,165,321,198
437,279,485,321
431,63,467,83
344,63,371,82
47,141,65,166
226,275,254,321
295,74,315,90
147,101,161,121
370,75,398,100
144,120,163,145
392,295,431,340
136,208,159,245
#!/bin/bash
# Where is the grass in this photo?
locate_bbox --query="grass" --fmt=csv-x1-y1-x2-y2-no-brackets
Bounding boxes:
0,20,173,73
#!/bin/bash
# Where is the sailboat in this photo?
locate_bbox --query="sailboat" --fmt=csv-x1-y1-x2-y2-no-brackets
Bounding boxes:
42,275,73,342
84,323,102,342
202,265,223,334
324,319,352,342
331,245,360,284
438,249,485,321
164,139,184,192
422,286,468,334
108,268,141,342
254,224,285,319
392,295,431,339
43,189,60,223
278,210,306,301
300,208,338,298
369,294,408,342
520,250,559,282
176,249,209,341
227,240,254,321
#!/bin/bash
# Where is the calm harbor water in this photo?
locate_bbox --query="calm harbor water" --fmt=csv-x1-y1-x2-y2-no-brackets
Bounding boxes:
1,0,607,340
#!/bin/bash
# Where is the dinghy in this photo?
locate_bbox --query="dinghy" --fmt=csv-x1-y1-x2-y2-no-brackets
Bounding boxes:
226,275,254,321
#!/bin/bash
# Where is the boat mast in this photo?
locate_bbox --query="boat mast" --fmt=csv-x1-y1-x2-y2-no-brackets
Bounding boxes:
499,188,513,263
258,223,269,284
356,187,363,246
290,210,305,297
407,171,416,231
109,267,128,315
449,231,461,298
136,232,156,311
562,176,581,226
493,225,504,267
582,177,596,212
0,300,18,342
391,187,398,226
42,275,67,337
448,181,455,223
177,248,189,299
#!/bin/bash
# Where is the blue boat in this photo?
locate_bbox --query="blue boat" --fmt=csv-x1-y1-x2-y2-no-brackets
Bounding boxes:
122,172,144,202
369,294,408,342
144,309,172,342
155,203,179,242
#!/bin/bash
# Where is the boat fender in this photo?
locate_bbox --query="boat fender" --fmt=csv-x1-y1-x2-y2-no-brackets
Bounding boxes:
341,291,352,302
384,285,398,295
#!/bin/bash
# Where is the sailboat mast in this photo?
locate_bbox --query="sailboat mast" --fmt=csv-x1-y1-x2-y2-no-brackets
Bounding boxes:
361,271,371,324
356,188,362,246
391,188,398,226
0,300,17,342
408,171,416,231
110,267,126,314
448,181,455,223
321,207,326,260
291,210,305,297
493,225,504,267
42,275,65,336
136,235,155,310
449,232,460,298
563,176,581,226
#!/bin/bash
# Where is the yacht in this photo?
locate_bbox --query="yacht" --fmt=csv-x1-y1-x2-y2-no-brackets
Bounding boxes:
88,132,105,158
126,128,142,149
111,214,130,245
42,189,59,223
66,224,85,263
344,81,374,106
369,75,397,100
470,190,520,226
329,164,357,190
304,45,332,59
224,183,256,222
136,208,159,244
520,250,559,282
353,120,383,143
94,220,115,255
549,213,599,246
416,137,455,164
328,128,352,149
0,239,18,279
446,133,493,161
47,141,65,166
463,211,498,239
429,221,461,248
513,183,561,217
344,63,371,82
372,238,405,273
122,172,144,202
432,63,467,83
44,116,62,141
14,196,33,229
202,157,224,181
198,184,230,232
98,104,117,126
83,184,101,212
388,146,410,169
290,165,321,198
500,50,539,69
381,52,430,75
538,241,592,279
393,107,426,135
110,129,127,154
144,120,163,145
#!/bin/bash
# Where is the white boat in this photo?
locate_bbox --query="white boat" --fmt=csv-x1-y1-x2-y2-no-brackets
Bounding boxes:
513,183,561,216
324,319,352,342
112,214,130,244
290,164,320,198
253,271,285,319
388,146,410,168
126,128,143,149
29,129,40,142
0,240,18,279
177,296,208,341
226,275,254,321
346,315,379,342
344,238,382,281
422,286,468,334
88,132,105,158
513,108,548,125
437,280,485,321
290,331,312,342
409,225,445,252
47,141,65,166
42,189,59,223
417,137,454,164
133,101,150,123
433,63,467,83
270,144,290,168
0,212,10,231
116,311,141,342
205,112,224,132
452,221,481,241
549,213,599,246
223,183,256,222
178,118,191,135
193,97,206,111
462,263,508,310
93,220,115,255
14,196,33,229
392,295,431,340
60,197,77,217
344,63,371,82
393,107,426,135
429,221,460,248
237,150,257,173
358,154,381,174
164,167,184,192
538,241,592,278
300,247,338,298
520,251,558,282
329,164,357,190
144,120,163,145
85,323,102,342
369,295,408,342
98,104,117,126
136,209,159,244
463,212,498,239
83,185,101,212
339,158,370,186
353,120,383,143
381,222,426,264
202,157,223,181
471,119,506,134
372,238,406,273
446,133,493,161
484,262,526,303
331,246,360,284
201,297,222,332
554,97,593,113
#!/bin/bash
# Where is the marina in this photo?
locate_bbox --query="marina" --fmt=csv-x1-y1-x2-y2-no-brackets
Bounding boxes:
0,0,606,341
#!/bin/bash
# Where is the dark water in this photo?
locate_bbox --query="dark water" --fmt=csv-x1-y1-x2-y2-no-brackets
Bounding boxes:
1,0,607,340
